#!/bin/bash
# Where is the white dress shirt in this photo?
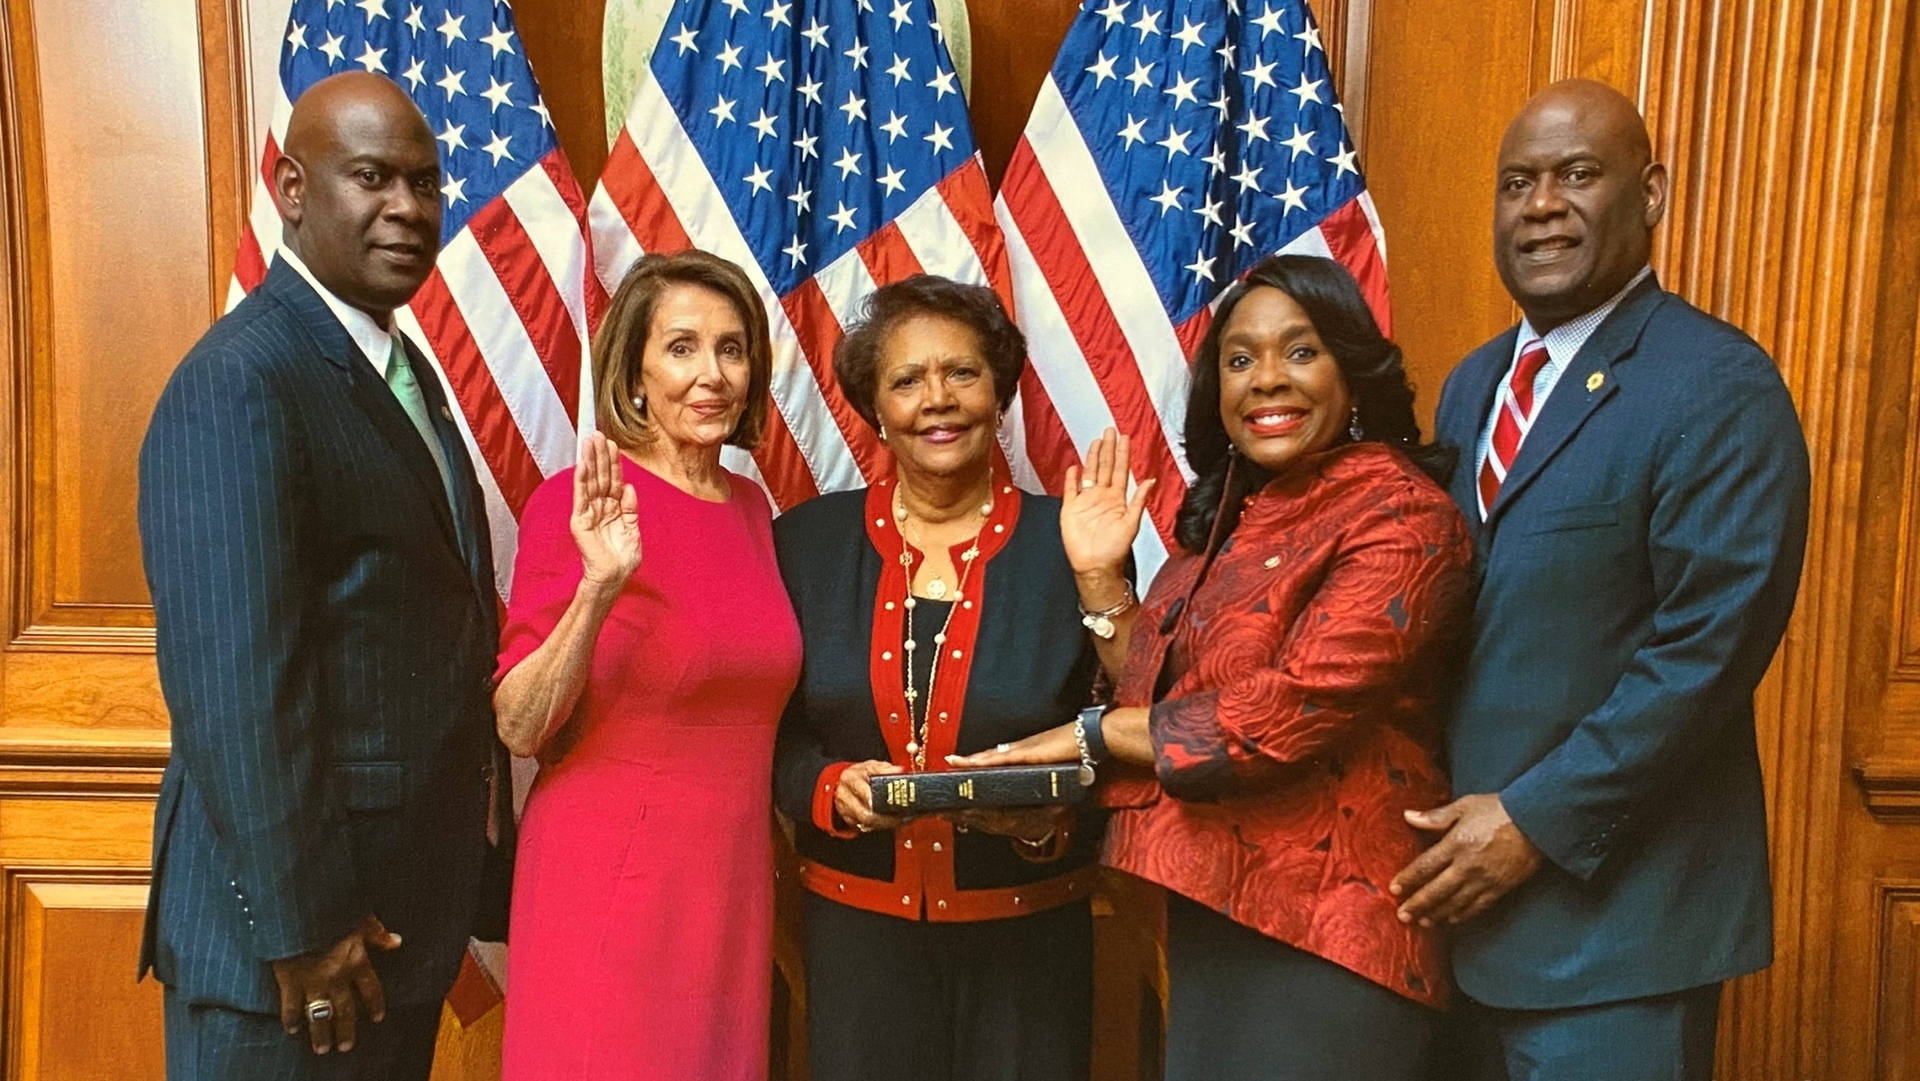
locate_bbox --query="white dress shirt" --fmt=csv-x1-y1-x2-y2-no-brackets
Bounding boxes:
1474,266,1654,477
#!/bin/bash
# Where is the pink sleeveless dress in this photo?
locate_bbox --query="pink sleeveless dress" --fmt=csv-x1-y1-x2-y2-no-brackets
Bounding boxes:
498,460,801,1080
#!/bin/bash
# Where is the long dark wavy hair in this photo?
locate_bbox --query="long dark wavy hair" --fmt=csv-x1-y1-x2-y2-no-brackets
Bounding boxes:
1174,255,1456,555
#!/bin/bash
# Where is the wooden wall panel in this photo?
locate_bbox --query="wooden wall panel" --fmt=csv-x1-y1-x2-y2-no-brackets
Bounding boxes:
1870,885,1920,1081
0,1,1910,1079
950,0,1080,185
0,766,163,1081
6,0,245,643
8,875,161,1081
513,0,610,187
0,0,242,1074
1347,0,1537,416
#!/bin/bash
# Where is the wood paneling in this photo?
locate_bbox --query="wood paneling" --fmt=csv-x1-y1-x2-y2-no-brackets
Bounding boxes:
1871,885,1920,1080
0,1,251,1077
0,1,1914,1079
7,874,161,1081
951,0,1081,185
513,0,610,187
4,0,248,644
1347,0,1537,415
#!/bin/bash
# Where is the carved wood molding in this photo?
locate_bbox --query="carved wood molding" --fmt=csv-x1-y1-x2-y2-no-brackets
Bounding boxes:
1854,760,1920,819
1869,881,1920,1078
0,729,167,795
1640,0,1920,1074
1894,308,1920,675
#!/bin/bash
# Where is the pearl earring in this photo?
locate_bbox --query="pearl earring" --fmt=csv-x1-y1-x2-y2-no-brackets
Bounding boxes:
878,427,889,444
631,393,646,412
1348,405,1364,442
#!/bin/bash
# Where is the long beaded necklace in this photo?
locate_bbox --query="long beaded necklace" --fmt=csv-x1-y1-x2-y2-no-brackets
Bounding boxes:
894,484,992,771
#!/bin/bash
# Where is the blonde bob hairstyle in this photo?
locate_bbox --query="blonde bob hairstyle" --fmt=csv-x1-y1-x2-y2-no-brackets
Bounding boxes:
591,250,774,453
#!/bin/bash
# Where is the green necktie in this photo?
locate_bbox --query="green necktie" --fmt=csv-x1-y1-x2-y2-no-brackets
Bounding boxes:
384,338,470,561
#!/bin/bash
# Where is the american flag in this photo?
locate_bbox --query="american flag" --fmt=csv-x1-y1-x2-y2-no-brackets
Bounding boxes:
995,0,1388,580
233,0,599,597
588,0,1007,509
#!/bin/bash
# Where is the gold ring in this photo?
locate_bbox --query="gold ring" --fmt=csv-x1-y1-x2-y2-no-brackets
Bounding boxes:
305,999,333,1024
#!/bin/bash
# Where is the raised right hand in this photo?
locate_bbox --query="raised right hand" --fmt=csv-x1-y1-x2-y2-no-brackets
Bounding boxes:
835,760,905,834
571,431,641,589
271,915,401,1054
1060,428,1154,578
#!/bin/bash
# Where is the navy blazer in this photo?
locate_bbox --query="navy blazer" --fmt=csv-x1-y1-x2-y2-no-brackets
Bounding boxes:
136,261,508,1013
1433,275,1809,1010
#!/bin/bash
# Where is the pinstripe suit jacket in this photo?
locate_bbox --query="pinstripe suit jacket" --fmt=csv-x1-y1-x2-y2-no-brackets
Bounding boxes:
137,261,506,1013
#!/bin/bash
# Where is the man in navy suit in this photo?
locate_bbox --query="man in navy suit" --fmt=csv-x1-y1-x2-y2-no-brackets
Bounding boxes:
137,72,505,1079
1388,80,1809,1078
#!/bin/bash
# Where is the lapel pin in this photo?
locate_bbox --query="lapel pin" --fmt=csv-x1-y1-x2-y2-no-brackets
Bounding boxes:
439,404,454,422
1586,371,1605,392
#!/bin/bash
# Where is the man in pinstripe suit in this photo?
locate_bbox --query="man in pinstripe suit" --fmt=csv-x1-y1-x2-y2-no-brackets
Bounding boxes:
137,73,507,1079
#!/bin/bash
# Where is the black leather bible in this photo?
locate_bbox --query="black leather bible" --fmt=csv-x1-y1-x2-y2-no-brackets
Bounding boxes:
870,765,1088,815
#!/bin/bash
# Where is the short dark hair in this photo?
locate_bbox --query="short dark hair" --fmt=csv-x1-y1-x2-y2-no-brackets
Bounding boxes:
832,275,1026,428
592,249,773,452
1175,254,1456,554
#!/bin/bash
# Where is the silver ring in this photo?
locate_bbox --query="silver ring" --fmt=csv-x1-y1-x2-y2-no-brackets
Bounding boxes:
1079,479,1096,489
856,821,873,833
305,999,333,1024
995,742,1011,753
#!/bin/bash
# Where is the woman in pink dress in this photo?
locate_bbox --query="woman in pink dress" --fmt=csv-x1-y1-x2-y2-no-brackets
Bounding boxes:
491,250,800,1080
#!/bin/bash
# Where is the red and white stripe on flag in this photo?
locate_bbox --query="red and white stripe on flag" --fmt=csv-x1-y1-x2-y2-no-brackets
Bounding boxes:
993,0,1388,584
587,0,1008,513
232,0,602,601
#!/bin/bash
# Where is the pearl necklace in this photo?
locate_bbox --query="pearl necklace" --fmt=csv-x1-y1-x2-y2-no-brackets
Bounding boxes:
894,485,992,770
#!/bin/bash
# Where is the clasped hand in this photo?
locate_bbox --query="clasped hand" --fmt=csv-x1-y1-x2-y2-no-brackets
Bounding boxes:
831,760,1059,843
271,915,401,1055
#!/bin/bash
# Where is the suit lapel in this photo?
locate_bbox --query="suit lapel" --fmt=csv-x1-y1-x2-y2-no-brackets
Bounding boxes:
262,263,467,565
1485,276,1665,528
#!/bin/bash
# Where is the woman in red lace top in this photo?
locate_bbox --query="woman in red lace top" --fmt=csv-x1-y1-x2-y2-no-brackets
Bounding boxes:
958,255,1472,1080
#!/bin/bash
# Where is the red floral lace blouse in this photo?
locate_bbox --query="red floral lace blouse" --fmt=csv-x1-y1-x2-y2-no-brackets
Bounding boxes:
1101,442,1472,1007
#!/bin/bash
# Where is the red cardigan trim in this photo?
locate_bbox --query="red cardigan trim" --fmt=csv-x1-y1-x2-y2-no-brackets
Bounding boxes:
827,466,1058,922
797,848,1096,922
861,467,1020,771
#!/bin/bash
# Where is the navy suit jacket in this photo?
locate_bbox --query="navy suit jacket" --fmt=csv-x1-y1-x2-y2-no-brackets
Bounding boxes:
1433,275,1809,1010
136,261,508,1013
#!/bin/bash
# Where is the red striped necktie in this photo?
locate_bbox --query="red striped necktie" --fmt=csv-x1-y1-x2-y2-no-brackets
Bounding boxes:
1477,339,1551,518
